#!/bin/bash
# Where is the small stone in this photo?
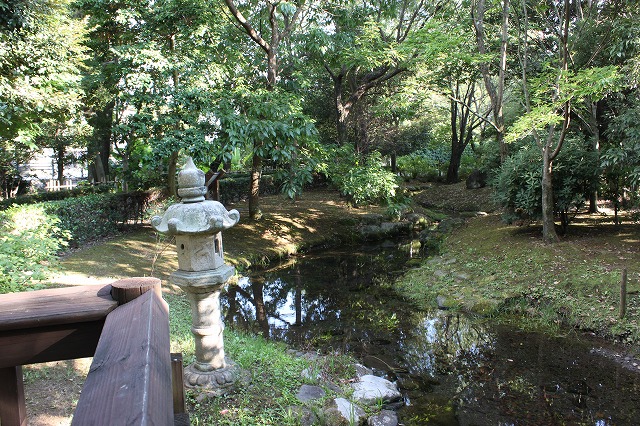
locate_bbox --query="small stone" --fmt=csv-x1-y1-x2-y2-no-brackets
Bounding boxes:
333,397,366,425
355,363,373,377
301,367,321,381
368,410,398,426
296,384,326,403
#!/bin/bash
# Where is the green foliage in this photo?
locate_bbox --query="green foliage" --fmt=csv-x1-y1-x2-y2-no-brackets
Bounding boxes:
397,149,445,181
0,0,86,197
397,154,434,180
44,192,151,246
507,66,621,144
215,87,320,200
493,138,599,230
325,147,398,206
0,183,113,210
218,173,278,205
0,204,70,293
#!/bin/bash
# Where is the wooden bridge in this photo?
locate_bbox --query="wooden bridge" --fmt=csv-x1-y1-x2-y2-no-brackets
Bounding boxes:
0,278,188,425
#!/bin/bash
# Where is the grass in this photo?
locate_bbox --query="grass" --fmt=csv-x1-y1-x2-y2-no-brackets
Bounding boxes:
397,211,640,346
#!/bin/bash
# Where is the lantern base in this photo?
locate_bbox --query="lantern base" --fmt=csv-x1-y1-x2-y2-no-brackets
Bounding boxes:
183,358,244,393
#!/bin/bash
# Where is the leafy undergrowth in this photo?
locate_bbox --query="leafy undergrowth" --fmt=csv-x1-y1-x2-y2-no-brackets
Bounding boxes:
398,212,640,346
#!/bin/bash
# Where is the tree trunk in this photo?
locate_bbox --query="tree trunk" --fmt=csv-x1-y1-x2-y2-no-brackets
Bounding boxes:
249,143,263,220
473,0,509,162
588,100,600,213
542,146,559,243
88,101,114,183
332,72,350,145
446,151,461,183
55,138,65,185
94,152,106,183
167,151,179,197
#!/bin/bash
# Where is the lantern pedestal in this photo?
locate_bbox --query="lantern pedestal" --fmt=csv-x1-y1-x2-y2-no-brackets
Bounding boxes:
171,267,241,392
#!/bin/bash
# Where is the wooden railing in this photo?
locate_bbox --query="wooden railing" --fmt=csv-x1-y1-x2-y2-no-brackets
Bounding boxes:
0,278,187,426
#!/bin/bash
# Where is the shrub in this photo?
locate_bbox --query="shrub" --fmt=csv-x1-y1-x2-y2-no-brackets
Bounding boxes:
0,182,113,210
218,173,278,204
493,137,599,232
326,147,398,206
0,205,70,293
397,154,433,180
44,192,153,247
397,146,450,182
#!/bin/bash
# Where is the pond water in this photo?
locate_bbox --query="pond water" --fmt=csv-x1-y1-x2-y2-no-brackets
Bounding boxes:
222,241,640,425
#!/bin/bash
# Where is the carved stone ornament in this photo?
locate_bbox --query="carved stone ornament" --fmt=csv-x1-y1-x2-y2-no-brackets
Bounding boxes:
151,157,239,236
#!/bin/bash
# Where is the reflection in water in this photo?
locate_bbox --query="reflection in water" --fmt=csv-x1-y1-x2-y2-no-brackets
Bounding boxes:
222,242,640,425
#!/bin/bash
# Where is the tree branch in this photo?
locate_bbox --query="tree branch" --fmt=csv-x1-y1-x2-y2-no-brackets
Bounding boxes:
223,0,270,54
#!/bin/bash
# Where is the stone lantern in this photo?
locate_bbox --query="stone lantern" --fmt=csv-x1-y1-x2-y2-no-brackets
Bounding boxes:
151,157,240,391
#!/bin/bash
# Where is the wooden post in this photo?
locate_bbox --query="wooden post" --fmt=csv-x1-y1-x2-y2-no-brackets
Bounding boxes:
72,291,173,425
111,277,162,305
0,366,27,426
171,353,190,426
619,268,628,319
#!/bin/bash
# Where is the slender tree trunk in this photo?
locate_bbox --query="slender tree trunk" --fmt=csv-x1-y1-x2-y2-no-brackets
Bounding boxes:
447,98,461,183
473,0,509,162
167,151,179,196
55,137,65,185
249,145,263,220
588,100,600,213
542,144,559,243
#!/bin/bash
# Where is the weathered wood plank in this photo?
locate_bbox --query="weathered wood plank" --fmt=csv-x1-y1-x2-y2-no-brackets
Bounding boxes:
0,320,105,369
171,353,190,426
0,285,116,332
0,366,27,426
111,277,161,305
72,290,173,425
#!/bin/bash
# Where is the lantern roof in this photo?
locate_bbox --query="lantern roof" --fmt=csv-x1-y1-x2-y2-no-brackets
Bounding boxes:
151,157,239,235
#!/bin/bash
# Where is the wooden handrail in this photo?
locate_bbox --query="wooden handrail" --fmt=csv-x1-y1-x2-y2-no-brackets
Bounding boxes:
0,279,182,426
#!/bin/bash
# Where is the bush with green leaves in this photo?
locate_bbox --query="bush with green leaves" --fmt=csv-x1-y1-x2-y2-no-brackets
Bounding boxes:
493,137,599,232
397,144,451,182
325,147,398,206
44,192,152,247
397,154,433,180
0,205,70,293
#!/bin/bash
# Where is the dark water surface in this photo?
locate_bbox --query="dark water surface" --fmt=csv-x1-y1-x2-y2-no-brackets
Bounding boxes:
222,241,640,425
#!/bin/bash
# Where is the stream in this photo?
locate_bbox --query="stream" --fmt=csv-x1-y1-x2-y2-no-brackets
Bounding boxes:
221,240,640,425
